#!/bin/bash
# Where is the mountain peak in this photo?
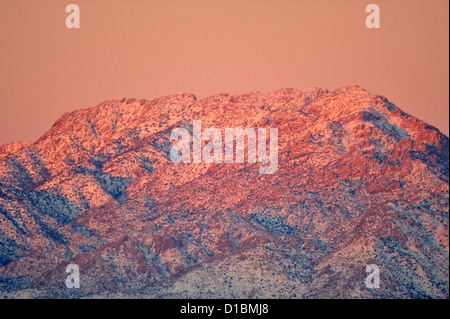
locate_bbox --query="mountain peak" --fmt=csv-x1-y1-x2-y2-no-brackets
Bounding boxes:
0,87,448,298
334,84,370,95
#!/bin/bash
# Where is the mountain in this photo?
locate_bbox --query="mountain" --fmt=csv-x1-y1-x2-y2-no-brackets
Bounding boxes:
0,85,448,298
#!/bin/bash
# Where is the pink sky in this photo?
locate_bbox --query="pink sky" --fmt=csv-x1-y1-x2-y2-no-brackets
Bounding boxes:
0,0,448,145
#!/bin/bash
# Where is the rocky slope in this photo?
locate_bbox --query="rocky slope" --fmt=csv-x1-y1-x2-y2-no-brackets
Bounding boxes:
0,85,448,298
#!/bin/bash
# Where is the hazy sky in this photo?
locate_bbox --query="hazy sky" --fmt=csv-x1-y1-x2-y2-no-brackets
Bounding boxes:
0,0,448,145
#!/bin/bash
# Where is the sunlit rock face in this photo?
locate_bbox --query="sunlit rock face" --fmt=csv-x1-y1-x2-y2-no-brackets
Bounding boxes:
0,86,448,298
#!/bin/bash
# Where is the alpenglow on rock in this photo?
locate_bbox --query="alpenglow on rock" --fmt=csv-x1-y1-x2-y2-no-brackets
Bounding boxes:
0,85,448,298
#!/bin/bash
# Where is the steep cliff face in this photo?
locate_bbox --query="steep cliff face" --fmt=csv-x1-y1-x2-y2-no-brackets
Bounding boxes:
0,85,448,298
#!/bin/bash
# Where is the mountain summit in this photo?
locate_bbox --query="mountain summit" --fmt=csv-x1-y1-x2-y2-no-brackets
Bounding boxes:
0,86,448,298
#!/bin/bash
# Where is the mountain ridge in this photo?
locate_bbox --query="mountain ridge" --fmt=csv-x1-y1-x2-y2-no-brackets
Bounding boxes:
0,85,448,298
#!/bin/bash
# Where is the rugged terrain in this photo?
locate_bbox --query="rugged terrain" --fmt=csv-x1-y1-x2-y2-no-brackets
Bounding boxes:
0,85,448,298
